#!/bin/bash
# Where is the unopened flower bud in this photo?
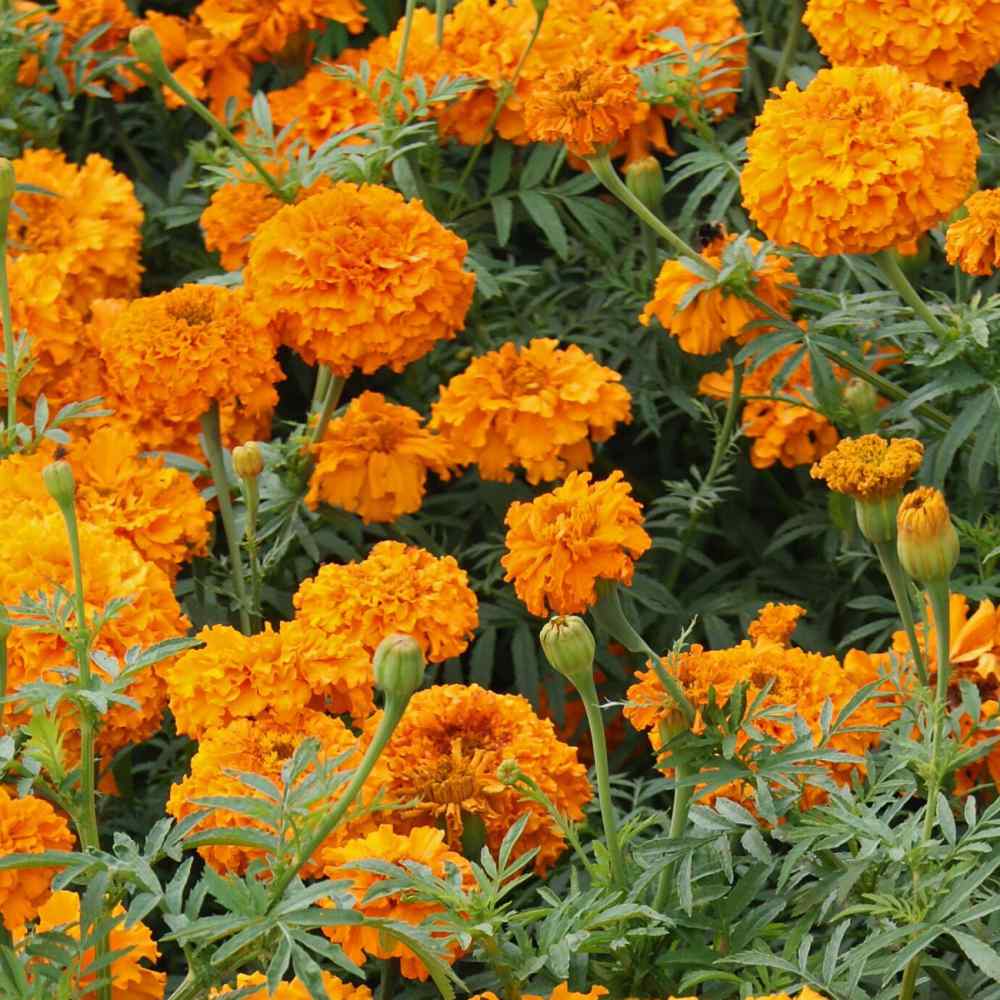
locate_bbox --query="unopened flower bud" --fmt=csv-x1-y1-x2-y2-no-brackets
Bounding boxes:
233,442,263,480
897,487,960,584
496,758,521,786
129,25,167,75
855,494,901,545
625,155,665,215
530,0,548,19
0,158,15,204
540,615,595,685
372,634,424,702
843,377,878,430
42,460,75,510
657,707,688,744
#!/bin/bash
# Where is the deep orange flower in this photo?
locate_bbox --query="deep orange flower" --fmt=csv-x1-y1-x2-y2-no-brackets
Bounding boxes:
502,470,651,617
803,0,1000,89
946,189,1000,276
318,825,472,980
11,148,143,312
211,973,372,1000
292,540,478,663
741,66,979,256
307,391,454,523
748,602,806,646
33,891,164,1000
97,284,283,429
366,684,592,874
639,234,798,355
1,512,188,763
810,435,924,501
472,985,608,1000
166,709,363,874
246,184,475,375
430,339,632,484
0,787,75,932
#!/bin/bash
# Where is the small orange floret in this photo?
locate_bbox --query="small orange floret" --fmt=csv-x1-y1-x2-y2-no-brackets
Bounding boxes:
946,189,1000,276
748,602,806,646
810,434,924,501
210,973,372,1000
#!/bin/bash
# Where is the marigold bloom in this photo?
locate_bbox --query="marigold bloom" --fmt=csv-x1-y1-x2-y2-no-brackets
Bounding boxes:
246,184,475,376
639,235,798,355
748,602,805,646
803,0,1000,89
741,66,979,256
502,470,651,617
34,891,164,1000
946,189,1000,276
367,684,591,873
317,825,472,980
292,540,478,663
2,512,188,762
472,986,608,1000
0,788,75,932
211,973,372,1000
97,284,283,428
166,709,361,874
307,391,453,523
810,435,924,501
430,339,631,484
524,58,644,157
897,486,959,583
11,148,143,311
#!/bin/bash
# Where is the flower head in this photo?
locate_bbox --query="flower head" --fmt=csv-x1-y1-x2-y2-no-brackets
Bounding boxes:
292,541,478,663
897,486,960,583
367,684,592,873
307,391,454,523
0,788,75,932
803,0,1000,89
741,66,979,256
946,189,1000,276
639,234,798,355
430,339,632,484
211,973,372,1000
246,183,475,376
810,435,924,501
748,602,806,646
502,470,651,617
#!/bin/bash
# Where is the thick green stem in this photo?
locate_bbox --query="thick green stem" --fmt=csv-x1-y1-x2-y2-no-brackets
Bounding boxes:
652,756,694,912
926,965,965,1000
308,374,346,447
310,364,332,415
393,0,418,80
923,580,952,841
0,171,16,441
378,958,400,1000
241,476,262,632
200,405,251,635
876,251,950,340
771,0,803,89
873,542,928,686
899,954,921,1000
0,620,8,732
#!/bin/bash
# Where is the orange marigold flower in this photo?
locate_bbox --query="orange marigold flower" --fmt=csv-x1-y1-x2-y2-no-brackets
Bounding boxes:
472,986,608,1000
246,183,475,375
10,148,143,311
810,434,924,501
429,339,632,484
97,284,283,428
748,602,806,646
501,470,651,617
366,684,592,874
803,0,1000,89
292,540,478,663
946,189,1000,276
639,234,798,355
32,891,164,1000
306,391,454,523
211,972,372,1000
0,787,75,932
524,58,644,157
166,709,362,874
1,512,188,763
317,825,472,980
740,66,979,257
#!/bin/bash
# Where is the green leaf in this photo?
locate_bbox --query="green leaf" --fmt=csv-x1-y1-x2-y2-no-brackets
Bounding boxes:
518,191,569,259
950,929,1000,981
932,389,992,485
519,144,559,190
492,196,513,248
488,140,513,195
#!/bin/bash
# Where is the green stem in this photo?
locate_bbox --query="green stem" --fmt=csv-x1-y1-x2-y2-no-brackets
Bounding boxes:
925,965,965,1000
652,755,694,913
641,221,659,288
0,177,16,442
900,954,920,1000
0,620,8,732
310,364,332,415
876,251,950,340
771,0,803,89
576,672,627,889
923,579,952,841
378,958,400,1000
393,0,418,81
199,405,251,635
308,374,346,446
241,475,263,632
873,542,928,686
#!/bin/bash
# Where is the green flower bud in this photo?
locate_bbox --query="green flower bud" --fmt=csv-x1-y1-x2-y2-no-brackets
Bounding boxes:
540,615,595,686
496,758,521,786
855,494,901,545
897,487,959,585
624,155,665,215
372,634,424,702
42,460,76,510
233,442,263,480
843,377,878,431
129,25,167,76
0,158,15,204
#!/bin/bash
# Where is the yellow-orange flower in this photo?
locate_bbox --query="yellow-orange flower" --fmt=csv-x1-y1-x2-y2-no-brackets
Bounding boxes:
211,973,372,1000
429,339,632,484
307,391,454,523
166,709,361,874
0,787,75,932
246,184,475,376
741,66,979,257
810,434,924,501
33,891,164,1000
97,284,283,428
502,470,651,617
803,0,1000,89
897,486,952,544
366,684,591,874
472,986,609,1000
1,512,188,763
318,825,472,980
946,189,1000,276
639,234,798,355
292,540,478,663
10,148,143,311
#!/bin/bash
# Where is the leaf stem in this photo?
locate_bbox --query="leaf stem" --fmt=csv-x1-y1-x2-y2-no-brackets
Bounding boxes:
771,0,803,90
923,579,952,842
873,541,928,686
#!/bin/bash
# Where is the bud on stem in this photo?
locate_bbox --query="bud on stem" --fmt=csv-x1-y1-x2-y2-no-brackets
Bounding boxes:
540,615,595,687
897,487,959,585
373,634,425,703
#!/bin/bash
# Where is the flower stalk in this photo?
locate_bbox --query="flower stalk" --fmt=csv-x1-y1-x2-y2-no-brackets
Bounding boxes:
308,373,346,447
0,158,18,444
873,541,928,685
233,443,264,631
875,249,950,340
